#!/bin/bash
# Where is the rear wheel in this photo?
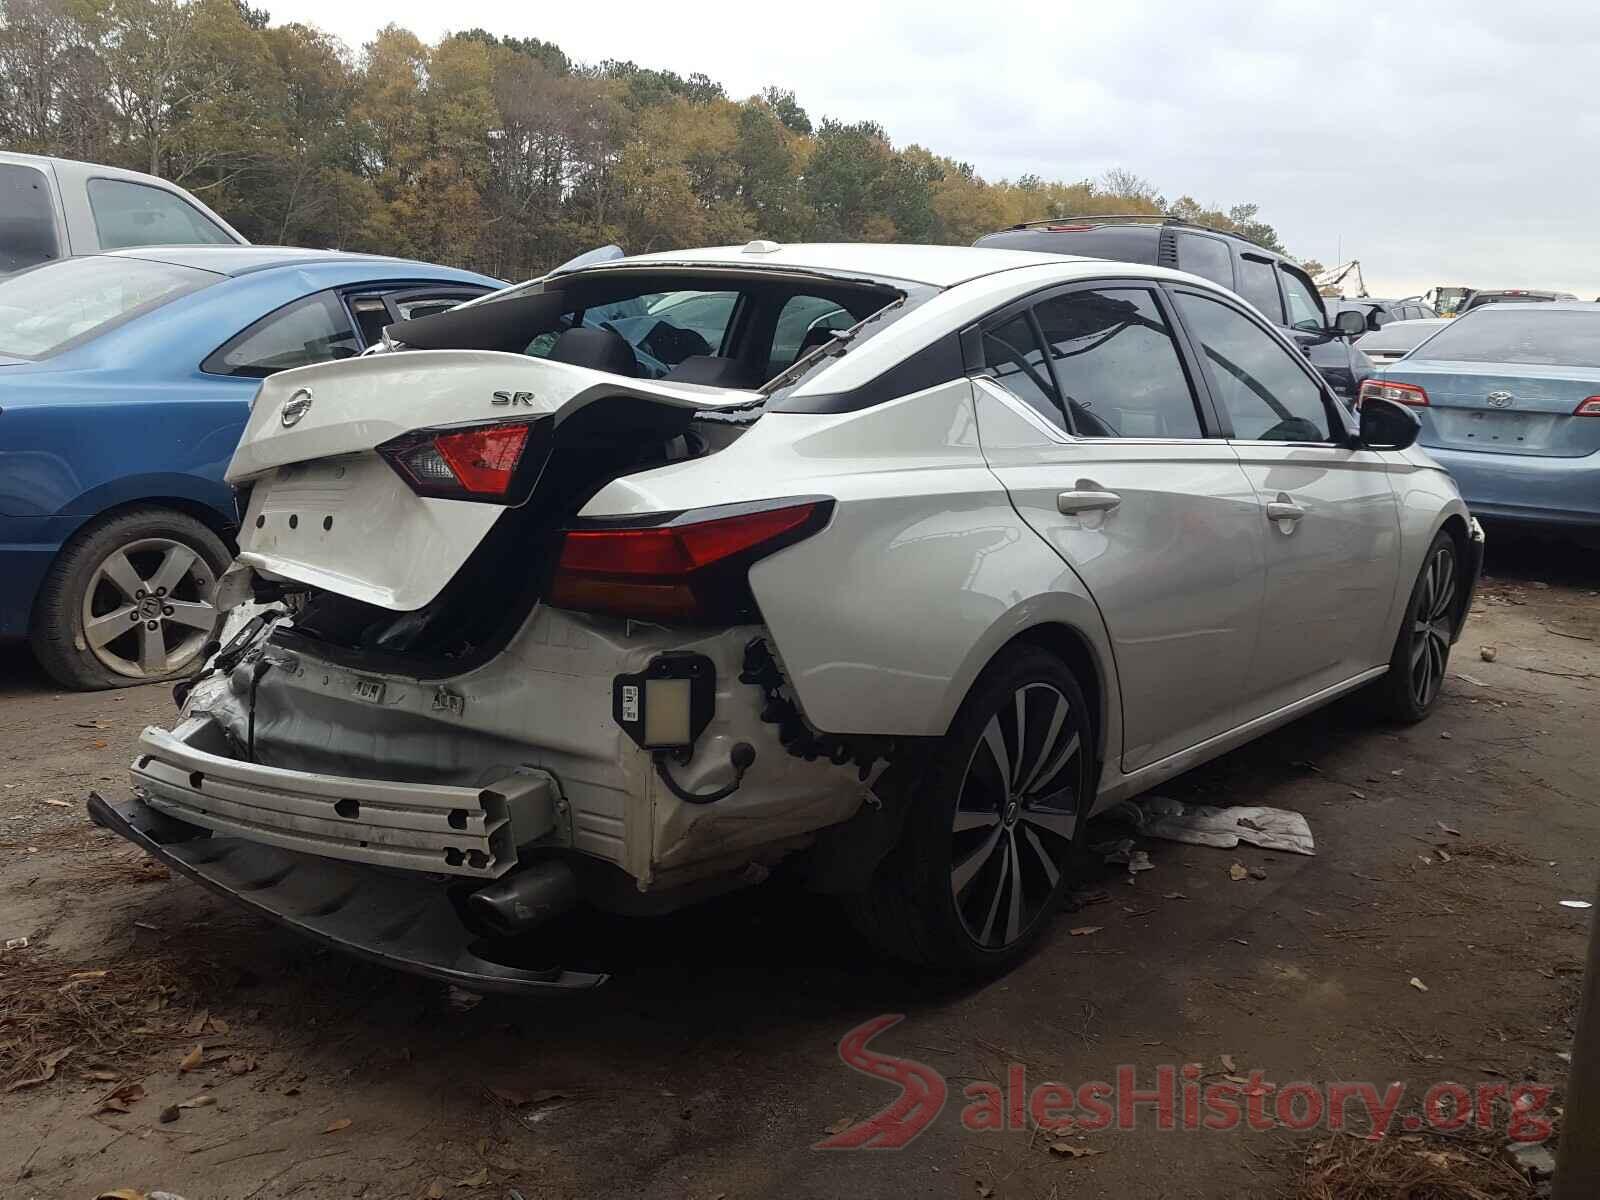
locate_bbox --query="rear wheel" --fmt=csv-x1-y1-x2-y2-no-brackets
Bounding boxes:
848,645,1093,972
31,508,230,690
1376,529,1459,723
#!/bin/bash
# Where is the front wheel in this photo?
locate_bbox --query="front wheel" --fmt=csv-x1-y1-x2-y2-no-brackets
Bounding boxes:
1375,529,1460,723
847,644,1094,973
31,507,231,690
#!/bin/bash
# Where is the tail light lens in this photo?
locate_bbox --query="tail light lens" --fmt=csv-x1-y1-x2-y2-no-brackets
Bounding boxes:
1359,379,1429,408
1574,397,1600,416
377,417,551,504
550,499,833,624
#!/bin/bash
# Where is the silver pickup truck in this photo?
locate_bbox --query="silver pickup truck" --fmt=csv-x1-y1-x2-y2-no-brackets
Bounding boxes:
1,151,246,273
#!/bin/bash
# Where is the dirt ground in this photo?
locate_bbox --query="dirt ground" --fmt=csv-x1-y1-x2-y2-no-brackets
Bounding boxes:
2,530,1597,1200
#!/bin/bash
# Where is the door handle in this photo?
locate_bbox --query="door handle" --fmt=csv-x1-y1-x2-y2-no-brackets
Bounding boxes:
1057,489,1121,515
1265,497,1305,522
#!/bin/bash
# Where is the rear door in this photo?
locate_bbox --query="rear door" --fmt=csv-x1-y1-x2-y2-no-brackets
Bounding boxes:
1168,286,1401,712
970,281,1265,771
0,161,66,272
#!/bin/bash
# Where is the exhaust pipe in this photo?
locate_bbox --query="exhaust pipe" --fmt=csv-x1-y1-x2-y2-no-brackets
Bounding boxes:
467,860,578,938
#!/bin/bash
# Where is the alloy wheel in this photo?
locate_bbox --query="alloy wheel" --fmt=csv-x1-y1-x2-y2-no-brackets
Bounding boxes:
950,682,1083,949
80,537,219,680
1408,543,1456,709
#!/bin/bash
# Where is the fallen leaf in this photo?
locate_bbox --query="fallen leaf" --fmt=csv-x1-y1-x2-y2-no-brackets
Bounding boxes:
978,1184,994,1199
1248,867,1267,880
323,1117,352,1134
1048,1142,1104,1159
43,798,72,808
824,1116,857,1135
1068,926,1103,936
455,1166,490,1187
1437,822,1461,837
178,1043,203,1072
209,1016,230,1035
1440,731,1453,740
1224,1073,1250,1085
1220,1053,1237,1073
6,1045,73,1092
185,1010,210,1036
225,1054,256,1076
1230,937,1249,946
1419,856,1433,866
426,1182,446,1200
1228,863,1249,881
1410,976,1429,993
85,1070,121,1082
96,1082,147,1114
93,1191,146,1200
1163,892,1188,900
4,936,28,950
1349,790,1366,800
159,1105,180,1123
92,739,108,749
178,1094,216,1109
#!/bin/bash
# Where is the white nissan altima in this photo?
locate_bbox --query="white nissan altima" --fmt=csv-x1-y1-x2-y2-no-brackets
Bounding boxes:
93,242,1483,989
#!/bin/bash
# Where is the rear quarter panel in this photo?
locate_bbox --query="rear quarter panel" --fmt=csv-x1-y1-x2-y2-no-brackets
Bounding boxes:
582,378,1124,752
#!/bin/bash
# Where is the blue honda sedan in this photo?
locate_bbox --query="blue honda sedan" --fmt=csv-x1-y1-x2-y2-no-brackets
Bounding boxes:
0,247,500,688
1360,303,1600,529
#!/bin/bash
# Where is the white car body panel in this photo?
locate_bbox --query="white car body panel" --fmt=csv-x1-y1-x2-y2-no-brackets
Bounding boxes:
231,351,757,610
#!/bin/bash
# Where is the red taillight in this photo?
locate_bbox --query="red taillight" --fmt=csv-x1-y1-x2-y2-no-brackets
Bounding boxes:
550,500,831,623
1575,397,1600,416
1359,379,1429,408
433,424,529,494
376,418,547,504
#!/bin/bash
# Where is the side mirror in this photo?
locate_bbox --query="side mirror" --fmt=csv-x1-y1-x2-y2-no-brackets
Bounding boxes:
1358,396,1422,450
1332,309,1367,337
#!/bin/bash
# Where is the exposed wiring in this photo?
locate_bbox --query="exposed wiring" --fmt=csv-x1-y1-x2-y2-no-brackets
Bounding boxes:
653,745,754,805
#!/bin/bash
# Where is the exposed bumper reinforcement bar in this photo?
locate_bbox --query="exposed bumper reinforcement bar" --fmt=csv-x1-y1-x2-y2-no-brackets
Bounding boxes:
131,719,543,879
87,789,606,994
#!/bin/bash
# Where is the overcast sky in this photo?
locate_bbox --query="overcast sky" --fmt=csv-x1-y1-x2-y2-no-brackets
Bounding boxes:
264,0,1600,299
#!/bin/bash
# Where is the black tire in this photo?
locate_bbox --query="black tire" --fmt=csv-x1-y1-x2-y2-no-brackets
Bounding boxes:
1375,529,1460,723
31,507,231,691
847,644,1094,973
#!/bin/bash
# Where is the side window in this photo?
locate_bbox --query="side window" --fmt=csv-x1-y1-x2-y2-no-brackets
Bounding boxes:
1033,288,1204,438
1175,233,1233,289
86,178,235,249
771,295,851,368
976,313,1063,429
0,164,61,272
1173,291,1333,443
1279,268,1326,332
1236,255,1284,324
202,292,360,377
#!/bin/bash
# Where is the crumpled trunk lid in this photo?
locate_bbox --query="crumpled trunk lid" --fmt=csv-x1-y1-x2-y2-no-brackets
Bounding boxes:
228,350,754,611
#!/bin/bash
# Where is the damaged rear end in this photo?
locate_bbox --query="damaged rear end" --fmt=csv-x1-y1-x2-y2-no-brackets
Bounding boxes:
94,344,877,992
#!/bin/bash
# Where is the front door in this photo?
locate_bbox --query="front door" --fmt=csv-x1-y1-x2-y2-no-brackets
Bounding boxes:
971,282,1266,772
1167,287,1401,714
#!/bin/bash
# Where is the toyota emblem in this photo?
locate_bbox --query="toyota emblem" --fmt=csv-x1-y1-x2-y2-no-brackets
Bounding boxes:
1485,390,1514,409
280,387,314,427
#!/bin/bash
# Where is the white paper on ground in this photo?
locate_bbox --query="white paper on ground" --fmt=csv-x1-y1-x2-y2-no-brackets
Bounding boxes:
1134,797,1315,856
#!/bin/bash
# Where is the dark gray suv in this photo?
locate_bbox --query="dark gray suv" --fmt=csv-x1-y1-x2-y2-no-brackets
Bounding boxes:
976,216,1372,401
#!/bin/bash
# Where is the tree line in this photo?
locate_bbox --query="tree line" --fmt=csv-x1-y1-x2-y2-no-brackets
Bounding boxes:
0,0,1301,281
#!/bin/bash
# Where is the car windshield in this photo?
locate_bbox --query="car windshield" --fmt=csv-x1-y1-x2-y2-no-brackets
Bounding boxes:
1410,309,1600,369
0,256,213,358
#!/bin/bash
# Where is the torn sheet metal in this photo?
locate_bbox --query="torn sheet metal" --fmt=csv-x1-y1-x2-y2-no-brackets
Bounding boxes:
1121,795,1315,856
